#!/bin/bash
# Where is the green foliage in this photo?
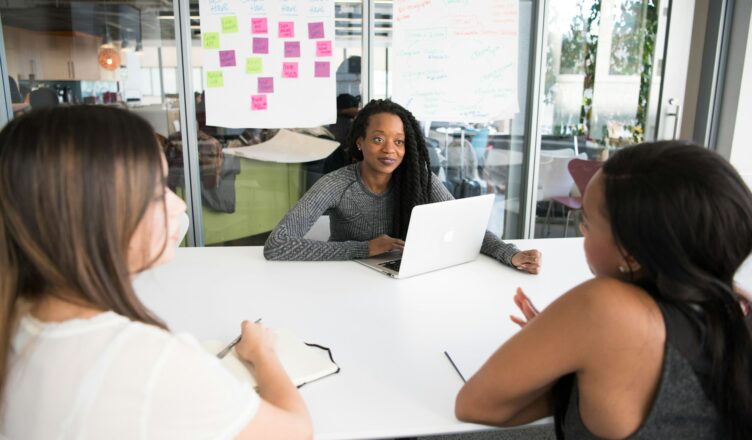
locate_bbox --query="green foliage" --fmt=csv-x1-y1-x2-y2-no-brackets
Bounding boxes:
634,0,658,143
610,0,647,75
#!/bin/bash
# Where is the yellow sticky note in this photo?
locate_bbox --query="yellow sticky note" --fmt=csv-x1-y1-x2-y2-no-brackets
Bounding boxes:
202,32,220,49
245,57,263,74
207,71,224,88
221,16,238,33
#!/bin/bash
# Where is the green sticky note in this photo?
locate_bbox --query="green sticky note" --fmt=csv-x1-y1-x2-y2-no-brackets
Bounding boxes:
207,71,224,88
245,57,263,74
221,16,239,33
202,32,220,49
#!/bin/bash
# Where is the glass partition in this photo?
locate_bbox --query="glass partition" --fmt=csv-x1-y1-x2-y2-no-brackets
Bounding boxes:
0,0,187,225
188,0,363,246
534,0,665,238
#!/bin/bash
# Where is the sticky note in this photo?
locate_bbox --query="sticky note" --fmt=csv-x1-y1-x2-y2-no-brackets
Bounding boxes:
258,77,274,93
251,17,268,34
308,22,325,39
207,71,224,88
252,95,267,110
282,62,299,78
202,32,220,49
316,40,332,57
284,41,300,58
252,37,269,54
314,61,330,78
219,50,236,67
221,16,238,33
278,21,295,38
245,57,263,74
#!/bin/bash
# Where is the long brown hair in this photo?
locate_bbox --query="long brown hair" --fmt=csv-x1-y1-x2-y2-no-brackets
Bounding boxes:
0,106,169,401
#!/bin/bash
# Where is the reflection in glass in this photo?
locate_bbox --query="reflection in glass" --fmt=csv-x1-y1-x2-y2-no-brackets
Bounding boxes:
535,0,663,238
0,1,187,240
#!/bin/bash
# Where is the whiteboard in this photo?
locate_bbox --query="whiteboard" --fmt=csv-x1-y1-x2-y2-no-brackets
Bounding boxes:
392,0,520,123
198,0,337,128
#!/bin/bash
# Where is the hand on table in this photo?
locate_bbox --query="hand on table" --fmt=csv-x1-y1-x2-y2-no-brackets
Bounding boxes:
368,235,405,256
511,249,542,274
235,320,277,365
510,288,540,328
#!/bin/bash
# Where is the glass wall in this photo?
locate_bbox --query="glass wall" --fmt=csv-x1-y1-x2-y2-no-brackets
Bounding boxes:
360,0,537,239
0,0,682,244
0,0,187,212
534,0,666,238
187,0,363,246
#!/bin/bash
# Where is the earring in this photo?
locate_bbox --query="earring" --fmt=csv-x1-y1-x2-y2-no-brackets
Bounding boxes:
618,265,628,273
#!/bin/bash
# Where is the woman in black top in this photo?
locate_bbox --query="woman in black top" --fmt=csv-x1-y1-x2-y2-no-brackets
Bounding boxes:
455,141,752,439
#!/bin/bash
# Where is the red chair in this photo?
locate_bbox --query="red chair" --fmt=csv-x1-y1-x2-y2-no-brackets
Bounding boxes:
548,159,602,237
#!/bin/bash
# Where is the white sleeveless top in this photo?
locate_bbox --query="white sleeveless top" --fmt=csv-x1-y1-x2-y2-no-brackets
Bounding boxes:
1,312,259,440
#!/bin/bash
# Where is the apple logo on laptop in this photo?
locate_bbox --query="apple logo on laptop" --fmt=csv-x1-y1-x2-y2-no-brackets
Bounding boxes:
443,230,455,242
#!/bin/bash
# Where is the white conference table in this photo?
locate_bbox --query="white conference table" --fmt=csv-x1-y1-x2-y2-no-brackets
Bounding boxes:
132,238,752,440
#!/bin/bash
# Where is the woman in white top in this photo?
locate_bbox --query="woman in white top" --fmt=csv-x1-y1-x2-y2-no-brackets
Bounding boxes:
0,106,312,440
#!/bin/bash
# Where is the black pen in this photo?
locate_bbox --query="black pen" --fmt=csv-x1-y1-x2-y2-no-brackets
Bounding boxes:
444,351,467,382
217,318,262,359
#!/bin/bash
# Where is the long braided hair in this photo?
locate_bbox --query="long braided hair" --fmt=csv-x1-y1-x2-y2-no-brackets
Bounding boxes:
345,99,432,239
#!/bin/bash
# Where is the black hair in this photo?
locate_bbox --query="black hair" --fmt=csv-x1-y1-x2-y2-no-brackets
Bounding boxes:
345,99,432,239
601,141,752,438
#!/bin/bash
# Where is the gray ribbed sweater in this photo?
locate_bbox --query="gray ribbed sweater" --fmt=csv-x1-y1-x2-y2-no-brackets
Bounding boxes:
263,163,520,265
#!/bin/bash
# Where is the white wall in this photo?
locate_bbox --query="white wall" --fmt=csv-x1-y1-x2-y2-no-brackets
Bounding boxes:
730,8,752,188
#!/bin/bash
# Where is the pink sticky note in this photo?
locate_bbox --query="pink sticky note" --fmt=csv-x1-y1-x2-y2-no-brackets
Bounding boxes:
308,22,324,39
219,50,236,67
282,62,299,78
278,21,295,38
252,37,269,54
284,41,300,58
251,95,267,110
258,77,274,93
314,61,330,78
316,40,332,57
251,17,268,34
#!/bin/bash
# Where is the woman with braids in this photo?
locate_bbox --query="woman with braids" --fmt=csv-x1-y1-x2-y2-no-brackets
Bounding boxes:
0,107,311,439
456,141,752,439
264,99,541,273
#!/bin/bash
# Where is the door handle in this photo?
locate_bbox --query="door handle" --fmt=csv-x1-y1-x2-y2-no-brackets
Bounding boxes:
665,98,681,140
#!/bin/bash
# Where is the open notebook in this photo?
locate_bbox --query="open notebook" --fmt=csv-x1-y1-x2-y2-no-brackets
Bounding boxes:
203,329,340,388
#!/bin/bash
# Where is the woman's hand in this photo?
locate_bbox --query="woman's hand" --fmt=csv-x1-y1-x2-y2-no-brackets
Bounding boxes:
235,320,277,365
368,235,405,256
511,249,542,274
510,288,540,328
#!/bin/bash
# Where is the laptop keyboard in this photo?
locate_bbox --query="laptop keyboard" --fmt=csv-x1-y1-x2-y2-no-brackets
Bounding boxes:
379,259,402,272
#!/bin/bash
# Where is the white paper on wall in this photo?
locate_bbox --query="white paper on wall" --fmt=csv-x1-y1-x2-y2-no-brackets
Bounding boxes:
198,0,337,128
391,0,520,123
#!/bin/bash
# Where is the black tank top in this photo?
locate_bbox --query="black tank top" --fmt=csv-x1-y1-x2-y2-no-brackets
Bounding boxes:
554,302,720,439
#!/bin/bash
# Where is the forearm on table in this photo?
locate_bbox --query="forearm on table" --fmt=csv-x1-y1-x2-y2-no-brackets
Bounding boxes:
480,231,520,266
253,353,309,417
263,233,369,261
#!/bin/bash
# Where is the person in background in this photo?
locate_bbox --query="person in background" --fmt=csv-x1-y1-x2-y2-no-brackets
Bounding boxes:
324,93,361,174
0,106,312,440
455,141,752,439
264,99,541,273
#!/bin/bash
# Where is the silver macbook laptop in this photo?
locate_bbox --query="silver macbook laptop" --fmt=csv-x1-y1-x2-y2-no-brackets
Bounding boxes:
356,194,495,279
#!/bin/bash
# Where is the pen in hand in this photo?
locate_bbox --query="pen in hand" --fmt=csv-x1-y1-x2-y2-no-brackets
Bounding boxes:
217,318,262,359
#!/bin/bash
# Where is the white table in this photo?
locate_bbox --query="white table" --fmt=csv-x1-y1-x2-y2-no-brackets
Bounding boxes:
133,238,752,439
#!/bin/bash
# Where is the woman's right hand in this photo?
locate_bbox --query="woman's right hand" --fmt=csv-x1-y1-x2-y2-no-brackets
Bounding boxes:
368,235,405,256
235,320,277,365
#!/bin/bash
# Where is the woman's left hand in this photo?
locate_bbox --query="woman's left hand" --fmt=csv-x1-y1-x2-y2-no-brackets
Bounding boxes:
510,287,540,328
511,249,542,274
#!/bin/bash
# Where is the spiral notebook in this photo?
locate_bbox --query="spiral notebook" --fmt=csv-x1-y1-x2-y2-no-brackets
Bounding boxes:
203,328,340,388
